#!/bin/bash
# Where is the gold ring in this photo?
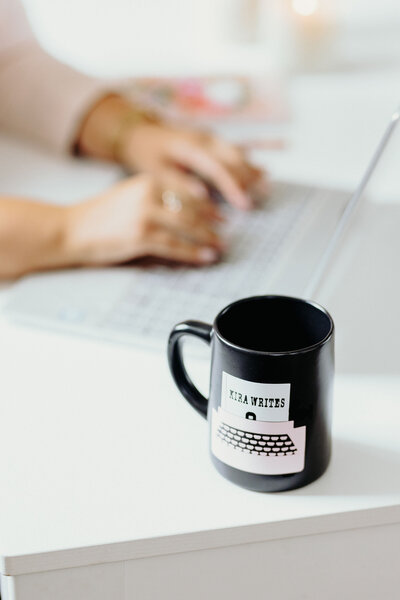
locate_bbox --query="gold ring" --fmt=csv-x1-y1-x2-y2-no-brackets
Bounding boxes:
162,189,183,213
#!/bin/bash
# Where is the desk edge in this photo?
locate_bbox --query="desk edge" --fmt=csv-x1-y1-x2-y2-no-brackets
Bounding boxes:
2,504,400,576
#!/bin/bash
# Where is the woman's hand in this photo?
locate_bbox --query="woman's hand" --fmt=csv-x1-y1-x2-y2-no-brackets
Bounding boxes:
118,122,263,210
0,174,222,279
77,95,263,209
66,174,223,267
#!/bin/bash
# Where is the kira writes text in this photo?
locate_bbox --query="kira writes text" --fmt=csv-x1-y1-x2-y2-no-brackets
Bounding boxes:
229,389,285,408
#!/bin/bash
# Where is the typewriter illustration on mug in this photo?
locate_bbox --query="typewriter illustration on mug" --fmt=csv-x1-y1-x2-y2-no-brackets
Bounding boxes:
211,372,306,475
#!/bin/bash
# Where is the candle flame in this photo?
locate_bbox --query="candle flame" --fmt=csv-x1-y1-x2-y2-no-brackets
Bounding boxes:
291,0,319,17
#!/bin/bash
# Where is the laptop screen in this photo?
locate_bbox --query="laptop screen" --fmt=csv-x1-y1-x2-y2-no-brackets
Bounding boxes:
365,106,400,203
305,105,400,298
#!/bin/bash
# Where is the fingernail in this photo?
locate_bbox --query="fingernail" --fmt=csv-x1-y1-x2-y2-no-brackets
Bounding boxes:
199,247,219,263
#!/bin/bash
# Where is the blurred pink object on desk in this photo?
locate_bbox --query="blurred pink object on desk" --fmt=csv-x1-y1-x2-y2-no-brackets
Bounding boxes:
125,75,288,125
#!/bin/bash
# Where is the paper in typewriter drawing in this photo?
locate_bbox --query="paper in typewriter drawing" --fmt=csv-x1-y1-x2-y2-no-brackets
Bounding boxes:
211,372,306,475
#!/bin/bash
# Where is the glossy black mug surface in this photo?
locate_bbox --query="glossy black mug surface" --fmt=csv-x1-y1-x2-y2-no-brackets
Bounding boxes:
168,295,334,492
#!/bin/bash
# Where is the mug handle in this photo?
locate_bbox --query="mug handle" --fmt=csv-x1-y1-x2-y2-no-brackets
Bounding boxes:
168,320,213,419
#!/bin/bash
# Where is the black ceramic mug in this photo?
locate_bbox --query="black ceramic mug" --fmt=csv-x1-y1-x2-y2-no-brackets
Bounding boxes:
168,295,334,492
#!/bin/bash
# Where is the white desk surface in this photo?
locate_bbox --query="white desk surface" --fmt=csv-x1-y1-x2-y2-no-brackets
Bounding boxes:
1,69,400,577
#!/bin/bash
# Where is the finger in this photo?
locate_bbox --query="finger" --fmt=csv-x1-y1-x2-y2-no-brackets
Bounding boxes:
171,143,253,210
141,230,220,265
173,195,225,224
238,138,285,151
249,175,271,206
157,167,210,200
251,173,271,196
152,205,224,249
176,191,226,223
210,138,262,187
156,169,224,221
206,134,263,184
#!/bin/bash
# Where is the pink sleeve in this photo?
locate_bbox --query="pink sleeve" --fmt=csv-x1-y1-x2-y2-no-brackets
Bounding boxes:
0,0,110,153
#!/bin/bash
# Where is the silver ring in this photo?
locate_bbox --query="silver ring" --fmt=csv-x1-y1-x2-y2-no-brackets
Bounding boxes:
162,189,182,213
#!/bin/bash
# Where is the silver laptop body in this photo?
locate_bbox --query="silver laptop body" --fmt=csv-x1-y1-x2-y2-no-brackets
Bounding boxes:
4,107,399,351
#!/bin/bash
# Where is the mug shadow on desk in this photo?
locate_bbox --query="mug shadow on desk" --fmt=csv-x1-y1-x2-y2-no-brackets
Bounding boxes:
291,437,400,497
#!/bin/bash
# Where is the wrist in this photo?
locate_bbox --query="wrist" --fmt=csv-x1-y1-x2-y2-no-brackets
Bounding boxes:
64,200,115,266
0,199,85,278
63,203,94,266
39,205,83,271
16,204,75,274
75,94,159,164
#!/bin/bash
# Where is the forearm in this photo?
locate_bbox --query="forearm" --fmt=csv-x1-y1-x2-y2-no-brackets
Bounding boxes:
0,39,108,153
0,197,74,279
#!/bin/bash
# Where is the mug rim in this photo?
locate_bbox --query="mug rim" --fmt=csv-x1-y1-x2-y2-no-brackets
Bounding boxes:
213,295,334,356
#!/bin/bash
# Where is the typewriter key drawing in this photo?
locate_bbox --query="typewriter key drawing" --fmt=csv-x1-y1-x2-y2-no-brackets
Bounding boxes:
216,423,298,456
211,372,306,475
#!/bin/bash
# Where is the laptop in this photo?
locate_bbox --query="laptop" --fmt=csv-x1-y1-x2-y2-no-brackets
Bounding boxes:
4,107,399,351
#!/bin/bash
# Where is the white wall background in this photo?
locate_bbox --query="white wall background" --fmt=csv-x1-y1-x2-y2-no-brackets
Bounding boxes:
22,0,400,76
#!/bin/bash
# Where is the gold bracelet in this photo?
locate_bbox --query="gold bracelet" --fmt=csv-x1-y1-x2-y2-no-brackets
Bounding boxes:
110,108,159,164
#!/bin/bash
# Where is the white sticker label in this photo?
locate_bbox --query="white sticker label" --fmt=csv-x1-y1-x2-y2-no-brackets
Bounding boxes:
211,407,306,475
221,372,291,422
